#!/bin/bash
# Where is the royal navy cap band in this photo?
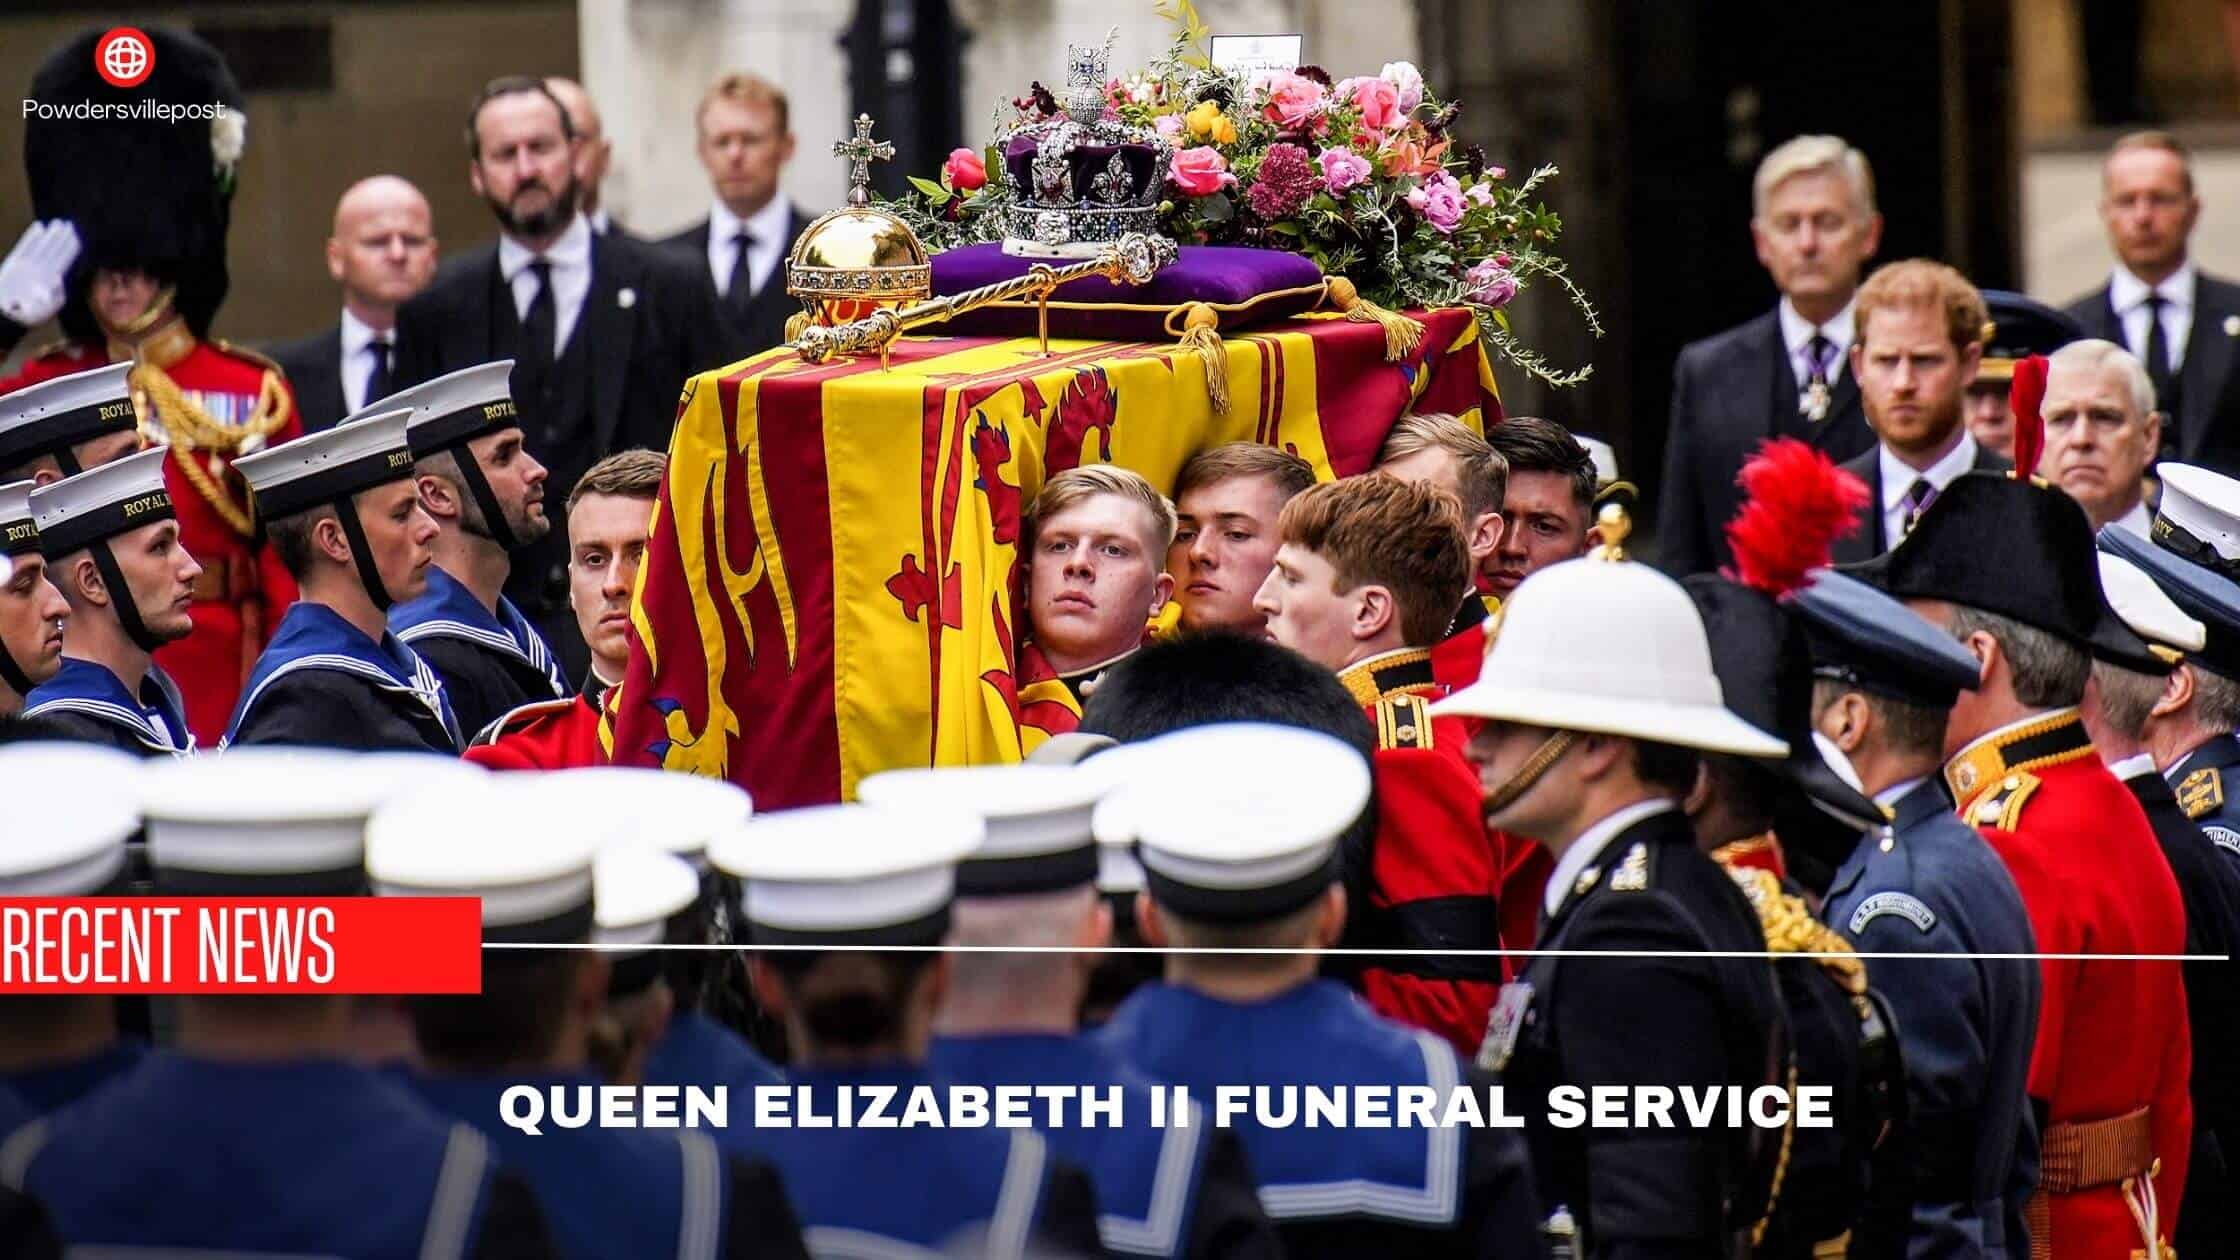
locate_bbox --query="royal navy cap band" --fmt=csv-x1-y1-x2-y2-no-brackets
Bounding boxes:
955,845,1102,898
236,407,416,523
0,363,137,471
30,446,174,558
2153,513,2240,583
0,481,40,558
1141,848,1341,924
744,904,954,950
367,360,520,459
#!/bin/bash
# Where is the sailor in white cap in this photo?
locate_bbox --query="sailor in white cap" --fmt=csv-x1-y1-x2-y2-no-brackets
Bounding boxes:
0,480,69,718
3,748,559,1259
859,763,1278,1259
226,407,460,751
371,777,808,1260
0,743,147,1132
20,447,199,755
1093,722,1539,1259
1427,558,1789,1258
0,362,140,484
380,361,565,738
710,801,1107,1257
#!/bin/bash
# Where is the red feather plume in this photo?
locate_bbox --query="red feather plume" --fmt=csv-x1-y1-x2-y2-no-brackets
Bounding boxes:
2010,354,2049,480
1721,437,1873,597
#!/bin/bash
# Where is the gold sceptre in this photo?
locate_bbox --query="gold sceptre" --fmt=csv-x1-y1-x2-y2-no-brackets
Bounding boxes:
790,233,1179,366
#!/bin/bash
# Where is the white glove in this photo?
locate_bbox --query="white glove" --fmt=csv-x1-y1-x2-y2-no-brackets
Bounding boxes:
0,220,82,328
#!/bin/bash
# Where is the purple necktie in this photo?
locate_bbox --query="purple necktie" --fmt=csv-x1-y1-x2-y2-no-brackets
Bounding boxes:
1902,478,1937,535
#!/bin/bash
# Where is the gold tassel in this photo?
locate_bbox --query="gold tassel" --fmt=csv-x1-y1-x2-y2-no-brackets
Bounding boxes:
1176,302,1230,414
1324,276,1423,361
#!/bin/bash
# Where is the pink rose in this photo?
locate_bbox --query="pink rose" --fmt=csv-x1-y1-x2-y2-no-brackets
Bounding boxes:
1261,72,1325,131
943,147,986,192
1464,258,1519,308
1351,76,1403,132
1379,61,1425,113
1464,181,1495,208
1170,146,1235,197
1405,171,1465,233
1154,113,1184,146
1318,147,1372,195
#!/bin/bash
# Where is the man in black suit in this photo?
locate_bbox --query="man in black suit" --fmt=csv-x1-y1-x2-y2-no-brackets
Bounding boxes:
1829,261,2011,563
2066,131,2240,471
268,176,439,433
657,72,811,366
1658,135,1884,576
393,75,726,673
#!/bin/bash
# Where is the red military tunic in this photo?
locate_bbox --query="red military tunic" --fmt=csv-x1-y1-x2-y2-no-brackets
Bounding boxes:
465,690,608,771
1336,646,1507,1054
1946,709,2192,1258
0,332,300,745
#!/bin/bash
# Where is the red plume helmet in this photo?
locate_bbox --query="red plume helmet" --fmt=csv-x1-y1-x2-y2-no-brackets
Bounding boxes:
1721,437,1872,597
2009,354,2049,479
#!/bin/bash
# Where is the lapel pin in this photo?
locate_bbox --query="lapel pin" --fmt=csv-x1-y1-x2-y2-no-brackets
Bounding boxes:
2224,314,2238,338
618,287,637,310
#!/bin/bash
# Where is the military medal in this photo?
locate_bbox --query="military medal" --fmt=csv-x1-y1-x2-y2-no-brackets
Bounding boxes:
1802,378,1831,423
1477,982,1534,1072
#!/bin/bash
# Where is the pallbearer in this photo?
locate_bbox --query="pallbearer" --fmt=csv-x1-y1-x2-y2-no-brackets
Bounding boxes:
226,408,460,751
0,481,70,718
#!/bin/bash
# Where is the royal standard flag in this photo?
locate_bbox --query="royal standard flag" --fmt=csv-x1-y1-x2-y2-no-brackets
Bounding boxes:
608,308,1500,806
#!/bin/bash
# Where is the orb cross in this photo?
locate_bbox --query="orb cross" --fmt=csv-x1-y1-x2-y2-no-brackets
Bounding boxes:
834,114,896,208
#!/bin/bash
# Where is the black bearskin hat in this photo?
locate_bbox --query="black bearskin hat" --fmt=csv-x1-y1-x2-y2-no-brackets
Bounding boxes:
24,26,245,341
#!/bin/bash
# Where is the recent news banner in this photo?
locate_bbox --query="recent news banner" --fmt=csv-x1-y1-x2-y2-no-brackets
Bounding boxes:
2,899,1833,1139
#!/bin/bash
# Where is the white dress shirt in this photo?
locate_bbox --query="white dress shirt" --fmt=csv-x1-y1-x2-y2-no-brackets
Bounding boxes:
1879,430,1980,547
497,213,593,359
1872,776,1929,812
337,307,394,416
706,197,792,300
2109,499,2153,540
1779,296,1857,396
2108,752,2158,783
2110,262,2196,379
1543,798,1677,917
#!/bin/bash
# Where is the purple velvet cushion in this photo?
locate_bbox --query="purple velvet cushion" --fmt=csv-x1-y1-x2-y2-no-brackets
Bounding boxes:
927,243,1326,339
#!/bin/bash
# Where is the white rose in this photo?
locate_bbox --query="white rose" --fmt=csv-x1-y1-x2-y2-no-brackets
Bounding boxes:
1379,61,1424,113
210,107,247,172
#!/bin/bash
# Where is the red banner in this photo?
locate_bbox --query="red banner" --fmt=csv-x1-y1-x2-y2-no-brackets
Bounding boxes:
0,898,483,994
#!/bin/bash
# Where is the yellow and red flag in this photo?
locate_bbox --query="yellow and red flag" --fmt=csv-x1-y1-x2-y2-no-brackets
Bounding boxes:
607,308,1500,806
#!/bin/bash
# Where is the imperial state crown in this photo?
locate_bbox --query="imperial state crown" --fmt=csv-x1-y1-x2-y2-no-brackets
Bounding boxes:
997,38,1165,258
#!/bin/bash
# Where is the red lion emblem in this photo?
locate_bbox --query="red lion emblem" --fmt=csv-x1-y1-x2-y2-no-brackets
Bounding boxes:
1045,367,1119,473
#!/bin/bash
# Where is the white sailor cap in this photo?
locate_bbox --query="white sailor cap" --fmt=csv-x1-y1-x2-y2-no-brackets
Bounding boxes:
29,445,172,558
1076,743,1165,896
709,803,983,947
368,776,597,944
595,845,700,994
0,363,136,473
1115,723,1371,923
234,407,416,524
1576,434,1620,487
363,360,519,459
0,480,40,560
2155,463,2240,567
857,764,1104,897
0,743,141,895
538,767,752,870
2099,551,2207,655
140,748,389,895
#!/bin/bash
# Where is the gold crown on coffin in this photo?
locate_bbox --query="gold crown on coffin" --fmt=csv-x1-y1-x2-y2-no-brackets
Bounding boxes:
786,114,932,323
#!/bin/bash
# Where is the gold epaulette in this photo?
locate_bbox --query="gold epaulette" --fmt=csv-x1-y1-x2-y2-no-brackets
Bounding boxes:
1967,771,2041,831
1724,863,1868,995
25,336,84,362
212,337,284,375
1372,694,1434,751
2179,767,2225,821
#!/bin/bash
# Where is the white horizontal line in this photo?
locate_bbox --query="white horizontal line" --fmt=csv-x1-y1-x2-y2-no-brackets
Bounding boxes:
482,943,2228,962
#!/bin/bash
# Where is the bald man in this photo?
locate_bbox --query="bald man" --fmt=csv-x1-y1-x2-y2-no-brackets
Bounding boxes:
270,175,439,431
545,76,624,238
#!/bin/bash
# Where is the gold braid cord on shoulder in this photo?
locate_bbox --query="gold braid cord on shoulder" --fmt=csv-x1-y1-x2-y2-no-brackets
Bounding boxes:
133,362,291,538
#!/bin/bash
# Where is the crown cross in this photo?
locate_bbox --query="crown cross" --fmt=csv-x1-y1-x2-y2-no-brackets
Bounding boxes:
834,114,896,208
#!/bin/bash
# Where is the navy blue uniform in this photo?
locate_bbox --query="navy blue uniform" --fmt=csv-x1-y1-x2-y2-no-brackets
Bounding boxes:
0,1043,144,1118
409,1071,808,1260
2170,733,2240,869
227,602,462,752
0,1052,555,1258
643,1010,783,1095
390,565,567,738
724,1061,1106,1257
1101,979,1541,1259
20,657,192,756
1478,807,1783,1260
2126,761,2240,1260
1822,779,2042,1259
932,1031,1279,1258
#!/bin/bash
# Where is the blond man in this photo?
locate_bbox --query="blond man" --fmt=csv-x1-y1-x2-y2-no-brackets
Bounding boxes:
657,72,808,362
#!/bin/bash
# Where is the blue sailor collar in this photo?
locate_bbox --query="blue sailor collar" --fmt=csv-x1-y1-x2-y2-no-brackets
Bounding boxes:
23,657,195,755
230,602,460,744
390,566,565,696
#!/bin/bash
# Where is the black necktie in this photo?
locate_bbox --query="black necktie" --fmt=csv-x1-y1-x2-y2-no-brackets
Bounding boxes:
726,230,758,317
2143,292,2181,432
520,259,556,383
363,338,392,407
